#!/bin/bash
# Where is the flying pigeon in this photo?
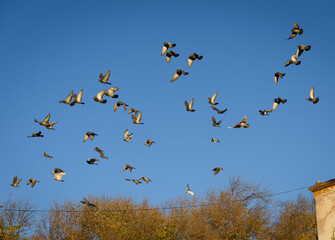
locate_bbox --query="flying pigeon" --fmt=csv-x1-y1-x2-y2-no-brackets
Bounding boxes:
171,69,189,82
211,116,222,127
105,87,119,98
98,70,111,84
123,164,135,173
43,152,53,159
72,89,85,105
80,198,98,208
27,178,39,188
10,176,22,187
274,72,286,85
208,92,219,105
259,110,272,116
132,111,143,124
228,116,249,128
186,184,194,195
285,54,301,67
123,129,133,142
145,139,155,147
273,97,287,111
87,158,99,165
188,53,203,68
125,179,142,185
28,131,44,138
185,98,196,112
84,132,98,142
210,138,220,143
296,45,311,58
53,172,66,182
114,101,128,112
34,113,58,130
211,106,227,114
93,90,108,103
139,177,152,184
59,91,75,106
212,167,223,175
288,23,303,39
306,86,319,104
166,50,179,63
161,42,176,56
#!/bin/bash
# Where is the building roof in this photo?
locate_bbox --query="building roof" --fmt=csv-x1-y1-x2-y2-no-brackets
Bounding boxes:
308,178,335,193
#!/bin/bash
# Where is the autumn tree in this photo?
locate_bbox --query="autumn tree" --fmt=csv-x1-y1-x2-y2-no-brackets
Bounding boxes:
0,196,36,240
270,194,317,240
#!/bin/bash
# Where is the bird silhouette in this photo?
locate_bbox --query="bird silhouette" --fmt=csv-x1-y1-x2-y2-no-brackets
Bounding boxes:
185,98,196,112
10,176,22,187
166,51,179,63
161,42,176,56
228,116,249,128
306,86,319,104
288,22,303,39
28,131,44,138
273,97,287,111
188,53,203,68
171,69,189,82
98,70,111,84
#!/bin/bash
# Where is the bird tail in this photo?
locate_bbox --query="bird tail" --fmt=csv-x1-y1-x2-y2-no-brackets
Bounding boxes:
299,29,303,35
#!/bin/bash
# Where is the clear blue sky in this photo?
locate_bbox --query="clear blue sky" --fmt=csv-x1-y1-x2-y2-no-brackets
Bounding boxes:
1,0,334,208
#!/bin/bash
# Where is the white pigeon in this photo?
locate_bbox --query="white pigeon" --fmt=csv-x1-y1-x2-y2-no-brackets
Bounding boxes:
53,172,66,182
186,184,194,195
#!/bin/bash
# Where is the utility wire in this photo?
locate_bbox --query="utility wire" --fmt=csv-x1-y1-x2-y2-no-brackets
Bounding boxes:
0,185,311,213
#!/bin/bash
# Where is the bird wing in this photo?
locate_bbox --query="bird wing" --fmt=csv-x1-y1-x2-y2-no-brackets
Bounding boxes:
65,91,74,102
241,116,247,123
76,89,83,101
273,101,279,111
124,129,129,138
113,102,119,112
31,180,37,188
43,113,51,124
188,58,194,68
16,178,22,185
211,92,218,102
212,116,216,124
83,134,89,142
189,98,194,109
187,184,191,191
211,106,219,112
161,45,168,56
274,75,278,84
136,112,142,122
184,100,189,110
101,70,110,83
171,73,179,82
285,60,291,66
27,179,32,185
310,86,315,99
166,55,171,63
13,176,17,184
296,47,303,58
97,90,107,101
293,22,299,29
288,33,297,39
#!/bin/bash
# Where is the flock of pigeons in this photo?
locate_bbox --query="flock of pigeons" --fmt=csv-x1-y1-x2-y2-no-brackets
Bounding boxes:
6,23,318,208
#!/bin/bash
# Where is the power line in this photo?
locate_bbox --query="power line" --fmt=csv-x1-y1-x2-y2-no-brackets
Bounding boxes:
0,185,311,213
